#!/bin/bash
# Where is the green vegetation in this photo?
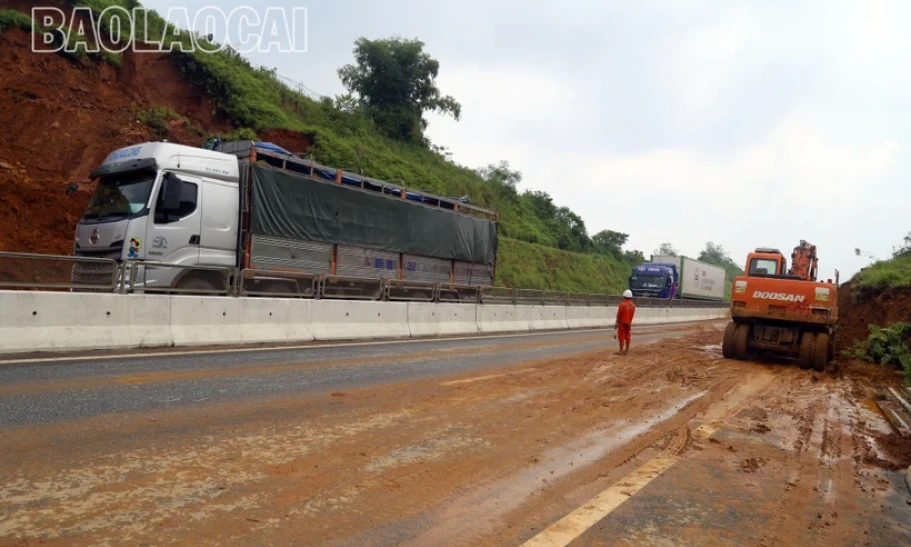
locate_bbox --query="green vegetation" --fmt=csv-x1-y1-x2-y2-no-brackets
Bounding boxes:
845,323,911,385
496,238,631,293
0,7,120,67
337,37,462,144
0,9,33,32
16,1,748,294
852,232,911,302
135,105,204,139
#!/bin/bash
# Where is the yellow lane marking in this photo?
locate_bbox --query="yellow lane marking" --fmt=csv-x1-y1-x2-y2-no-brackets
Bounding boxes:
522,424,719,547
521,455,680,547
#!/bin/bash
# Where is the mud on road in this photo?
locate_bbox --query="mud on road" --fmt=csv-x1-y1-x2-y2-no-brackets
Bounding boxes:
0,324,909,546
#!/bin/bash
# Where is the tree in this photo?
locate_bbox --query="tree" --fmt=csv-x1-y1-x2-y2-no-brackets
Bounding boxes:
476,160,522,191
523,190,558,222
554,207,590,253
653,243,679,257
592,230,629,259
698,241,730,266
698,241,744,301
337,37,462,143
624,249,646,265
333,93,360,114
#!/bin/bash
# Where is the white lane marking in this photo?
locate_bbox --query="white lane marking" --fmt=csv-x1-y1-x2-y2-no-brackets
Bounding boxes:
521,425,719,547
0,322,709,366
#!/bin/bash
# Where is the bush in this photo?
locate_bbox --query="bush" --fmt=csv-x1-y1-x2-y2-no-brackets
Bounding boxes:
136,105,203,139
852,254,911,302
846,322,911,385
0,9,34,32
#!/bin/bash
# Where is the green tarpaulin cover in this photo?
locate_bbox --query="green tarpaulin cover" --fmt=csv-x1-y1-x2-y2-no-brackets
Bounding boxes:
249,165,498,265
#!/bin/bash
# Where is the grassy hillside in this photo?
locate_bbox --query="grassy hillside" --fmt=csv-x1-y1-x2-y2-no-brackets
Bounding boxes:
8,1,637,293
850,253,911,301
496,238,631,293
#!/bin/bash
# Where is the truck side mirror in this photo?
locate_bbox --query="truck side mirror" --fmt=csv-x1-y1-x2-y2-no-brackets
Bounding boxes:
161,173,182,212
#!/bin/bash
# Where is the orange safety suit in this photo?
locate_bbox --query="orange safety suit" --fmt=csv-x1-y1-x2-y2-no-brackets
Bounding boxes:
616,299,636,344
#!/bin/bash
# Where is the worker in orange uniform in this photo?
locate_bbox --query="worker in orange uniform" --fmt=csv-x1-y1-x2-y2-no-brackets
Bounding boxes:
614,289,636,355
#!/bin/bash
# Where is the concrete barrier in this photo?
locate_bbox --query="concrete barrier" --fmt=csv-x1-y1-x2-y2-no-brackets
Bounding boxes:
407,302,478,337
126,294,173,348
169,296,242,346
0,290,729,355
477,305,531,334
0,291,172,353
528,305,569,330
237,298,315,344
566,306,614,329
310,300,410,341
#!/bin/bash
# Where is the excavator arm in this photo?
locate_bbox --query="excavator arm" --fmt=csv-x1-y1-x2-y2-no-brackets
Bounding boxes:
789,240,818,281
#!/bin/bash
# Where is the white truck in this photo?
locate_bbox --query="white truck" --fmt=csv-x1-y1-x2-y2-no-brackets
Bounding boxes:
649,254,726,301
71,140,499,295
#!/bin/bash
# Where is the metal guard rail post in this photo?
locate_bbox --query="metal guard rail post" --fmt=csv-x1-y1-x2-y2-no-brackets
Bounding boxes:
0,251,120,291
0,251,732,308
319,275,385,301
237,269,319,298
385,279,437,302
121,261,237,295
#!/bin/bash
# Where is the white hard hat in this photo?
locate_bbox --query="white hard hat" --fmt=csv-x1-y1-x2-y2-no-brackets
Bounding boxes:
623,290,633,298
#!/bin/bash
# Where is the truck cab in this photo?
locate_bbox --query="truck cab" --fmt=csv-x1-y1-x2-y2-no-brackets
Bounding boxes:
73,142,240,290
629,263,678,299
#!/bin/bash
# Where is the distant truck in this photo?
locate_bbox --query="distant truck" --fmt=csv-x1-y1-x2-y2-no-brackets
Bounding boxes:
629,255,725,301
71,140,499,294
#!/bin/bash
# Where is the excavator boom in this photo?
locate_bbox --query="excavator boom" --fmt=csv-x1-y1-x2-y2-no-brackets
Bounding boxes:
788,240,818,281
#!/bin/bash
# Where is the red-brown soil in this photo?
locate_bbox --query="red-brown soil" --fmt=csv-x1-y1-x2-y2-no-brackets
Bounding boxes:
836,281,911,352
0,20,313,255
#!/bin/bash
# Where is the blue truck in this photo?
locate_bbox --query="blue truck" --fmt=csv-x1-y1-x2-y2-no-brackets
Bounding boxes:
629,255,725,301
629,262,679,299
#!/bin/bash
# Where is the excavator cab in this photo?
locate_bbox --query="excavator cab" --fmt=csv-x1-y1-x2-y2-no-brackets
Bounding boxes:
744,248,788,277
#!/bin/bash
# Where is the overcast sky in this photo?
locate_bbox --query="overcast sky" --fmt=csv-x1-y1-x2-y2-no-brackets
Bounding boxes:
145,0,910,280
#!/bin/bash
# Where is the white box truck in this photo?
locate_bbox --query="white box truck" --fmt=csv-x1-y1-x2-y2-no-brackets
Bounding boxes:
649,255,726,301
70,140,499,295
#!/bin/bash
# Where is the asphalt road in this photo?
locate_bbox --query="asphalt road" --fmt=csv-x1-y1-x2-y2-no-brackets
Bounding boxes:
0,323,703,427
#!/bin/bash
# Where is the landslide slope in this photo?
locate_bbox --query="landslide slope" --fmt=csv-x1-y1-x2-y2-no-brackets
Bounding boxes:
0,3,634,292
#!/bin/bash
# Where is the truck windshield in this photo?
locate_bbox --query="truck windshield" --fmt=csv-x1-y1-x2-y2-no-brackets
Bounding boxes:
84,172,155,221
630,274,668,289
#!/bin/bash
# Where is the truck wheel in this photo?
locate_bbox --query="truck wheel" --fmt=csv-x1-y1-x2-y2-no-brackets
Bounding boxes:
812,332,830,372
177,276,220,294
733,323,750,361
798,333,815,370
722,322,736,359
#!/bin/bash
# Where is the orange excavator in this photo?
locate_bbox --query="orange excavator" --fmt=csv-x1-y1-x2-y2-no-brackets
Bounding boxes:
722,241,839,372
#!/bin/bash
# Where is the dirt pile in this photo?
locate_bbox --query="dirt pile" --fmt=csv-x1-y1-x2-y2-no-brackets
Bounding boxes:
836,281,911,352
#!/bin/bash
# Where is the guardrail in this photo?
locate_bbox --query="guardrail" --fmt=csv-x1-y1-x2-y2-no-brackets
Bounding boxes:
0,251,730,308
